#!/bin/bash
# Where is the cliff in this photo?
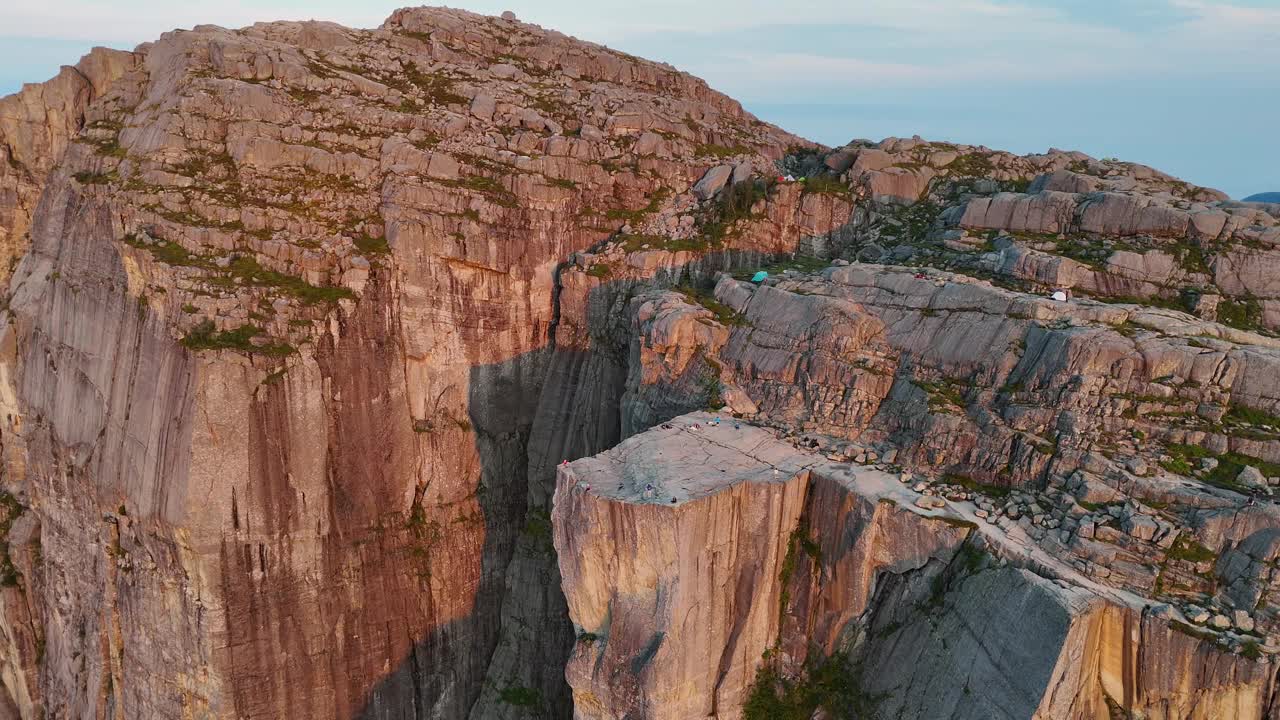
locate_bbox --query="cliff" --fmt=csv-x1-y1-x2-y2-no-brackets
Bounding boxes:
0,7,810,718
554,413,1279,719
0,5,1277,720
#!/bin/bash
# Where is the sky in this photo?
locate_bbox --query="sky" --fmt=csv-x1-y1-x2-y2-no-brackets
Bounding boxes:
1,1,1276,198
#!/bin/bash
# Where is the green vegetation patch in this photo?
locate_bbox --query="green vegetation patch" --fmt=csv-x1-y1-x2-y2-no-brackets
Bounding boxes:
700,354,725,410
441,175,518,208
947,152,995,178
226,256,355,305
122,234,199,266
80,134,127,158
1158,442,1213,476
1225,404,1280,428
953,542,989,574
916,378,967,413
943,473,1012,499
1170,241,1212,275
353,234,391,255
0,492,24,587
801,172,852,198
742,653,883,720
1218,296,1265,333
404,62,468,105
1094,293,1192,313
497,686,541,708
677,283,746,327
605,187,671,223
180,320,294,357
691,174,768,242
73,170,116,185
1222,403,1280,440
122,234,353,306
1160,442,1280,492
1165,535,1217,564
698,177,775,242
618,233,712,254
1051,236,1110,270
1213,452,1280,486
882,200,942,242
520,507,556,557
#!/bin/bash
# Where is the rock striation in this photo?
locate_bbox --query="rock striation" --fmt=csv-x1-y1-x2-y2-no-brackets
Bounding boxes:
0,6,1277,720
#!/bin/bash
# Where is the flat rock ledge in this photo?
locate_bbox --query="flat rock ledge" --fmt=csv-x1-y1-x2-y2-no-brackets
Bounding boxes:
553,411,1279,720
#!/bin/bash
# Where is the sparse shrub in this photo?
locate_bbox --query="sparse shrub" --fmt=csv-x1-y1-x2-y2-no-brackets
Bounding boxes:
353,235,390,254
801,173,851,198
694,142,748,159
498,686,541,708
1218,296,1264,333
180,320,293,357
948,152,995,177
742,652,882,720
0,492,24,587
698,177,774,242
677,283,745,326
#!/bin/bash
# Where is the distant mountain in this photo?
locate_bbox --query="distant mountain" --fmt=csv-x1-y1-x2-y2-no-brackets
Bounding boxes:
1244,192,1280,202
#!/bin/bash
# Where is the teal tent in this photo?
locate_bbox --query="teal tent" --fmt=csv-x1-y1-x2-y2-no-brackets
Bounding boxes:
751,271,768,283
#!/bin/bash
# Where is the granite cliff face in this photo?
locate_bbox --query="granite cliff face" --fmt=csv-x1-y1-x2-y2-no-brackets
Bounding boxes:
554,415,1279,719
0,6,1278,720
0,8,806,718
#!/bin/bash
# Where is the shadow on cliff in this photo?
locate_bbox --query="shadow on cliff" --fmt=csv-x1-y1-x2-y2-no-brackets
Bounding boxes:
351,345,547,720
354,248,801,720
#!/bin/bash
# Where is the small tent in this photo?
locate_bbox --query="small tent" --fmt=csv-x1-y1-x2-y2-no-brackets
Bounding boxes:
751,271,768,283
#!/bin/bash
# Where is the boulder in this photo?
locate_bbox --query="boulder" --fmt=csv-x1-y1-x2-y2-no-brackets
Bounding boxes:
1078,192,1189,237
1070,472,1123,505
692,164,733,200
1126,458,1149,476
1123,514,1159,542
1234,610,1256,633
634,131,664,156
1238,466,1267,488
914,495,946,510
470,92,497,120
957,191,1077,235
824,149,857,173
720,383,758,416
1029,170,1099,194
1186,606,1210,624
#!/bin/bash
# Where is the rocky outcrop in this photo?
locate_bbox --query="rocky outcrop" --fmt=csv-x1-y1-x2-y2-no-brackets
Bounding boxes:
555,412,1280,719
805,137,1280,333
568,261,1280,716
0,47,137,285
624,265,1280,484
